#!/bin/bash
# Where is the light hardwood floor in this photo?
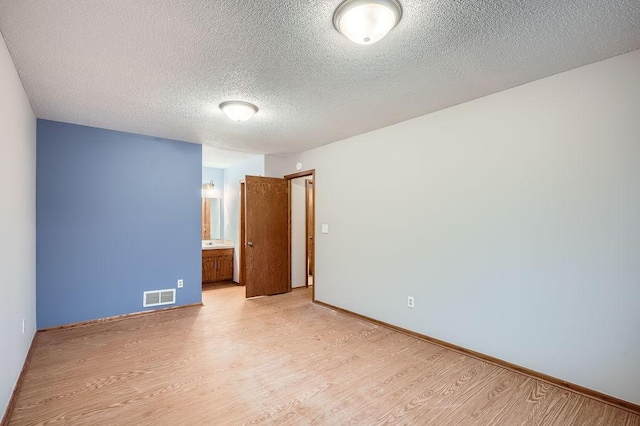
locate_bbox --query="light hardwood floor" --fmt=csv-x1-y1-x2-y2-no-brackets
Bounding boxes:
8,284,639,425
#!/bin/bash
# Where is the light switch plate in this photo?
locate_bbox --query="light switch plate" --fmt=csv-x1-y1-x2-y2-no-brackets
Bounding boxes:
321,224,329,234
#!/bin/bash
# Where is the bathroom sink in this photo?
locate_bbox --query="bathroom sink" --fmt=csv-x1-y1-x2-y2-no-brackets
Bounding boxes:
202,241,234,250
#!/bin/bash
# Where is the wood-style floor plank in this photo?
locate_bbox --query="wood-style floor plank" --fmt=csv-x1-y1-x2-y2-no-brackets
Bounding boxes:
8,284,639,425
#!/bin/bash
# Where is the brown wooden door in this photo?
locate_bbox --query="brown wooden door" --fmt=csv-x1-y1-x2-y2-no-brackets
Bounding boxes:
245,175,289,297
306,179,314,278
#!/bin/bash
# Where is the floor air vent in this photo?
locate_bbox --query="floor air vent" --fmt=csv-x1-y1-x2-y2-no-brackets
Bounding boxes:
143,289,176,307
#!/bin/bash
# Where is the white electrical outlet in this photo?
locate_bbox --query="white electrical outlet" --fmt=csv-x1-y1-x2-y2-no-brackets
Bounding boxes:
407,296,415,309
22,317,25,333
177,279,184,288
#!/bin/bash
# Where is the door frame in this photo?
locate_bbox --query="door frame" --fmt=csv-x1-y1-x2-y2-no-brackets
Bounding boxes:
285,170,316,302
239,180,246,286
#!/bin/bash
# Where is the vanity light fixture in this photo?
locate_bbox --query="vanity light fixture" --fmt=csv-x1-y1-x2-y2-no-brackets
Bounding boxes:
219,101,258,122
333,0,402,45
202,180,216,198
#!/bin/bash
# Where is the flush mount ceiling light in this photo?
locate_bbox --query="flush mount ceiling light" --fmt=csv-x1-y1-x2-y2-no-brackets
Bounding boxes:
333,0,402,45
219,101,258,122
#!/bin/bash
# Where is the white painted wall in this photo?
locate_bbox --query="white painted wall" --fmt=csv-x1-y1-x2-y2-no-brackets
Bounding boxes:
264,154,286,178
223,156,265,282
279,50,640,404
291,177,308,288
0,36,37,418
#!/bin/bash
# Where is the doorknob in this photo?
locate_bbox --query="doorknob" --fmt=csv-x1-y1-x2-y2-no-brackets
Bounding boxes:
248,241,254,247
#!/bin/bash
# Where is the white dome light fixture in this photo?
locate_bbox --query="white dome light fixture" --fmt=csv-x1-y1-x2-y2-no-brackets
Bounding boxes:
333,0,402,45
219,101,258,122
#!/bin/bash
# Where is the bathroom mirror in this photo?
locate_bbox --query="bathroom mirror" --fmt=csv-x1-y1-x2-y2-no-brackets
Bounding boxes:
202,197,221,240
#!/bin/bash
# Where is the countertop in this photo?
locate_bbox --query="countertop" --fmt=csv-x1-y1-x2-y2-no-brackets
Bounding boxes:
202,240,234,250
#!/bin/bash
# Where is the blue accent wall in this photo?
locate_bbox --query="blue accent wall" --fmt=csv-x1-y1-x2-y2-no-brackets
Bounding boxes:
36,120,202,328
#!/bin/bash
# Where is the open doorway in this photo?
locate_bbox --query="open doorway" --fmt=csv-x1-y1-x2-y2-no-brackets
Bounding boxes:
290,176,314,291
305,179,314,287
286,170,315,301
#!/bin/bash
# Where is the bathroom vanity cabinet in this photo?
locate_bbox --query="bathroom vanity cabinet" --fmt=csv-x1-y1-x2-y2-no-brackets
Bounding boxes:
202,248,234,283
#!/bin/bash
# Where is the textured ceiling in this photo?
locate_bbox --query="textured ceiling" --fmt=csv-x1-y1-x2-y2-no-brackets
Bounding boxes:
1,0,639,167
201,145,259,169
